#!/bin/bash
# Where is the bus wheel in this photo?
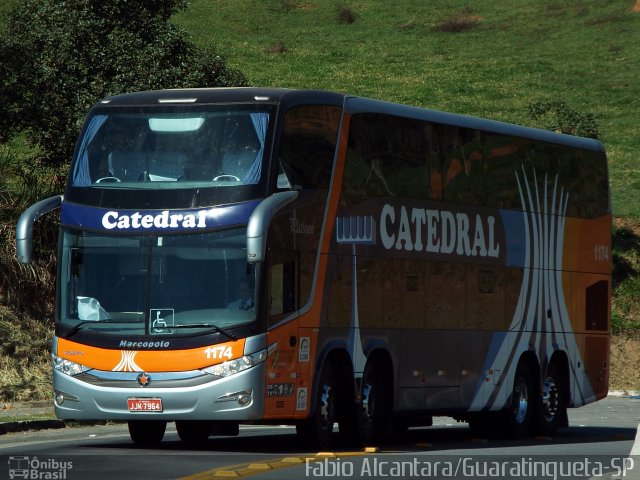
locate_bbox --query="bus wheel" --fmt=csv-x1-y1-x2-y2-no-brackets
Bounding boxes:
534,362,566,435
128,420,166,446
296,361,336,449
503,361,534,438
176,420,212,446
358,362,383,445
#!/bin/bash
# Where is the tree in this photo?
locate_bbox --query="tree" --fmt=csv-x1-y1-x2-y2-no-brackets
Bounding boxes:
0,0,247,166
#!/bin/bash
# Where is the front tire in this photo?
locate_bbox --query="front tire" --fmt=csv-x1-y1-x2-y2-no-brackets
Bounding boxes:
128,420,166,446
176,420,212,446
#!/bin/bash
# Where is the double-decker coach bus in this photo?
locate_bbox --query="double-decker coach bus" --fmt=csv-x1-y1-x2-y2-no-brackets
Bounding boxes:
17,88,610,448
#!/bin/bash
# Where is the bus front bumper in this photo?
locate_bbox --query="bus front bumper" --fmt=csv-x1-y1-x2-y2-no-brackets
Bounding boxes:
52,362,265,421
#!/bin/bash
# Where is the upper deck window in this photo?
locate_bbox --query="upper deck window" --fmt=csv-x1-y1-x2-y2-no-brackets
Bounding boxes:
71,105,272,189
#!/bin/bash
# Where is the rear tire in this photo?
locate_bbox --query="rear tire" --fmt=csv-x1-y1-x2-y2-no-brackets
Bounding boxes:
176,420,212,446
296,361,336,449
533,361,566,435
128,420,166,446
358,361,388,445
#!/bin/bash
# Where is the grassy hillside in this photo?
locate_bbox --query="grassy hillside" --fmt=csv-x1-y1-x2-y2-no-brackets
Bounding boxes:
174,0,640,218
2,1,639,217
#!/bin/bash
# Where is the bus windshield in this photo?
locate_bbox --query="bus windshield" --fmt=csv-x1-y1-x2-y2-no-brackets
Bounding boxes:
58,228,257,337
70,105,272,189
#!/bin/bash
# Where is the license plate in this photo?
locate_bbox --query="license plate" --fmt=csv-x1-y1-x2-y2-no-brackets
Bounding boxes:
128,398,163,412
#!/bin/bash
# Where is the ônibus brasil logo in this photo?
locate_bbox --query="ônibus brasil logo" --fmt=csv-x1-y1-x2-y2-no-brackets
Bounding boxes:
8,456,73,479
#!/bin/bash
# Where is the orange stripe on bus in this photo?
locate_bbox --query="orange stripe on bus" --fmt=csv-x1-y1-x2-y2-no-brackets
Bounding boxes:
57,337,246,372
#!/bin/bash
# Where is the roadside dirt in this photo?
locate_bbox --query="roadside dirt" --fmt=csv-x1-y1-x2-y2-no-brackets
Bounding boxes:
609,335,640,391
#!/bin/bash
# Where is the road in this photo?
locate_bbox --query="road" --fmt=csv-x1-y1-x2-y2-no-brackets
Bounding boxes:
1,396,639,480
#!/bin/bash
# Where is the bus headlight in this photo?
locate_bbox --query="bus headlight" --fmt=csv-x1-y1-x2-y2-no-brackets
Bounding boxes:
203,349,267,377
52,355,89,376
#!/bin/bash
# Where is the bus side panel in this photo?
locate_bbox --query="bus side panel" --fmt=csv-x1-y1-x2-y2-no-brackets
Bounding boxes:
260,101,344,417
269,105,611,421
261,190,328,419
573,271,611,403
562,214,611,405
265,114,352,420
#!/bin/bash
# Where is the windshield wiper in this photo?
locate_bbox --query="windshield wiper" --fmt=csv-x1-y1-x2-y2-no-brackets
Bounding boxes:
168,324,238,341
64,319,142,339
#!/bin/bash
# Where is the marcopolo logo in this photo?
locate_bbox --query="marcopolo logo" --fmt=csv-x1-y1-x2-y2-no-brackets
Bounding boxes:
101,210,208,230
118,340,170,349
8,456,72,480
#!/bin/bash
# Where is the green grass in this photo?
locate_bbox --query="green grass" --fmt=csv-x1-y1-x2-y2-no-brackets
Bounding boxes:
0,413,55,423
612,219,640,334
173,0,640,218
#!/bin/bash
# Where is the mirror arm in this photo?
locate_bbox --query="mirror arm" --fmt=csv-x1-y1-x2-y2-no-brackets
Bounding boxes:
16,195,63,264
246,191,298,264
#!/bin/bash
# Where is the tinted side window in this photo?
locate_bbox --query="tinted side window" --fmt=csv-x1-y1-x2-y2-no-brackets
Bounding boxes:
344,113,430,202
343,113,608,217
277,105,341,189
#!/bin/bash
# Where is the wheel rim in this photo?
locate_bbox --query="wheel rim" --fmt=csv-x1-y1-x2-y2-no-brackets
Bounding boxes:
319,382,334,432
512,376,529,424
361,382,375,427
541,375,559,422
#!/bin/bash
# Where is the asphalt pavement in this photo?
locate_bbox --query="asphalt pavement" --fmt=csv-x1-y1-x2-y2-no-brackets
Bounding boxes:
2,391,639,436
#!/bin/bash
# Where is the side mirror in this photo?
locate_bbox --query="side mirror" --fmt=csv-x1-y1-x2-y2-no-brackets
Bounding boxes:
246,191,298,264
16,195,63,264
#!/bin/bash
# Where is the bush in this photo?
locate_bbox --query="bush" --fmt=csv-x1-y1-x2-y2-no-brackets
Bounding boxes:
526,100,600,139
0,0,247,166
0,147,62,318
0,0,248,318
0,306,54,402
336,5,356,24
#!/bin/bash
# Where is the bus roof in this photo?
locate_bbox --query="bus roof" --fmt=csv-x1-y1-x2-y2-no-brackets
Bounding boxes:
97,88,345,108
96,88,604,153
344,96,605,153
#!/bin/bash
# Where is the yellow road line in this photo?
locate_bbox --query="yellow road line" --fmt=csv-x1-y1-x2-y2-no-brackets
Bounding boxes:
180,450,375,480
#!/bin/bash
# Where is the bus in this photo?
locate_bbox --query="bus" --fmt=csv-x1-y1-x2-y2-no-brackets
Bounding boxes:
16,88,611,448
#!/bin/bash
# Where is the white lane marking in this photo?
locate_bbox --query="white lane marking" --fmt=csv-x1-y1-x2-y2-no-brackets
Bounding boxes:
0,431,132,450
631,423,640,455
